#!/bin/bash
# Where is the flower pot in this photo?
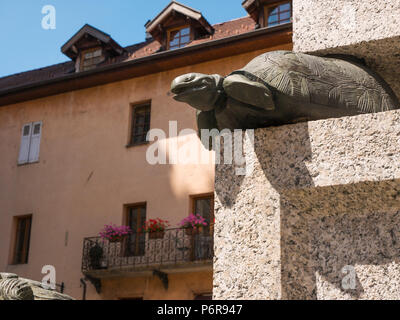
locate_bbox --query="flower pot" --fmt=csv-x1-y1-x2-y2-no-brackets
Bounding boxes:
148,231,165,239
108,236,125,243
185,227,203,236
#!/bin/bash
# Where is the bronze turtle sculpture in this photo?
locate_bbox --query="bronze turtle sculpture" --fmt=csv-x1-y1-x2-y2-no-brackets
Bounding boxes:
0,273,74,300
171,50,400,132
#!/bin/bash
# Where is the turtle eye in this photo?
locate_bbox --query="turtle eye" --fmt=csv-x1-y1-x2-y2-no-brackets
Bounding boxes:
184,75,195,82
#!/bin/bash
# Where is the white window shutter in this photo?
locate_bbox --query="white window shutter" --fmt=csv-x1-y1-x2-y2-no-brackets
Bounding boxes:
18,123,32,164
28,121,42,163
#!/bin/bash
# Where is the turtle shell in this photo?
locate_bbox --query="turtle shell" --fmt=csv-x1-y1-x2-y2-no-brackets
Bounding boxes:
229,50,399,113
0,278,34,300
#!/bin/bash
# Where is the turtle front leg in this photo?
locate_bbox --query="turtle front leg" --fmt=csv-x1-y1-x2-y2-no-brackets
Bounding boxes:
223,74,275,111
196,110,219,151
196,109,218,133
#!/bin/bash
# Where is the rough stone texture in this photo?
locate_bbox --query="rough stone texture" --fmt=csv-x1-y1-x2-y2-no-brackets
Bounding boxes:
293,0,400,100
0,273,74,300
293,0,400,52
213,109,400,299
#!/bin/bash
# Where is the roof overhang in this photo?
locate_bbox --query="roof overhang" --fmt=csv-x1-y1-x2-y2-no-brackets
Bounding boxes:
0,24,292,107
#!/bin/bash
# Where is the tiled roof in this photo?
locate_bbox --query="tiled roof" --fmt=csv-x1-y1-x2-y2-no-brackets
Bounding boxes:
0,61,76,92
189,16,255,45
0,16,256,92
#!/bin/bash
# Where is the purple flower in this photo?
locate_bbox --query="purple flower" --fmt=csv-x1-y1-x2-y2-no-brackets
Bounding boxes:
178,214,208,229
99,224,132,241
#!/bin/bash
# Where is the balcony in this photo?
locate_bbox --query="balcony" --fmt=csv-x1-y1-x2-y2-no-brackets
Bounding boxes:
81,228,214,279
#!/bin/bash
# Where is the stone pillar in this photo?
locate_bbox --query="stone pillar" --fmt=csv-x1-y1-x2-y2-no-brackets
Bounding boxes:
213,110,400,299
213,0,400,300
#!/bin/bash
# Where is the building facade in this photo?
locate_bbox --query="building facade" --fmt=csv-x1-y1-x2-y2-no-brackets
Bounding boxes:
0,0,292,300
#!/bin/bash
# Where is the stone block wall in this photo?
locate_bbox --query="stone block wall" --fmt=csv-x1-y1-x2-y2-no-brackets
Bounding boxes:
213,0,400,300
213,110,400,299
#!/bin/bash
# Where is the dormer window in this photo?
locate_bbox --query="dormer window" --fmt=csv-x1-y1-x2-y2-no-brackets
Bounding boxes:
81,48,104,71
264,2,292,27
61,24,125,73
168,26,191,50
145,2,213,52
243,0,292,29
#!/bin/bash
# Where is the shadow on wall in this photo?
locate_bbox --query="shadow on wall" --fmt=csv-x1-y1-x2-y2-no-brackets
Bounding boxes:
215,122,315,209
249,121,400,299
280,180,400,299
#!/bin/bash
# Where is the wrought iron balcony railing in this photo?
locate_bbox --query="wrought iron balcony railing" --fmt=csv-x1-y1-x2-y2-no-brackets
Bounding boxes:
81,228,214,273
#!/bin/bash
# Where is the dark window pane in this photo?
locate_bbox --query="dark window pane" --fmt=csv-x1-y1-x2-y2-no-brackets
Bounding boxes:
23,125,30,136
15,219,26,263
194,196,214,236
194,294,213,300
137,116,145,126
127,205,146,256
33,124,41,135
13,216,32,264
81,49,103,71
192,196,214,261
131,104,151,145
195,198,212,223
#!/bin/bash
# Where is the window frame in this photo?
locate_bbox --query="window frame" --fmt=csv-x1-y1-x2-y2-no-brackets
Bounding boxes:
191,193,215,235
11,215,32,265
79,47,104,72
124,203,147,257
194,293,213,300
127,102,152,147
167,25,192,50
263,1,292,28
18,121,42,166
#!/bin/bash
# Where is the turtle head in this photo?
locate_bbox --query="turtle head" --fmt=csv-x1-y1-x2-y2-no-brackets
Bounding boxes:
171,73,224,111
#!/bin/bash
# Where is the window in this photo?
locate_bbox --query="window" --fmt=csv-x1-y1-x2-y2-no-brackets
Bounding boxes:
12,215,32,265
265,2,292,27
168,26,191,50
192,194,214,234
191,195,214,261
80,48,103,71
130,103,151,146
194,293,212,300
18,122,42,165
126,204,147,256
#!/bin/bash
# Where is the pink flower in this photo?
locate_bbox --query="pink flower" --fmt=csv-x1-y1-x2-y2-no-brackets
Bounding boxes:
178,214,208,229
99,224,132,241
